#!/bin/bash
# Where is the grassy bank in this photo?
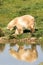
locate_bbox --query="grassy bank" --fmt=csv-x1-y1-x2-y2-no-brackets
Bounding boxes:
0,0,43,36
0,0,43,49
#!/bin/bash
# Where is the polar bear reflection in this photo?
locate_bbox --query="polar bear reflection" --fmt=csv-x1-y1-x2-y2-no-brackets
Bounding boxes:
9,45,38,62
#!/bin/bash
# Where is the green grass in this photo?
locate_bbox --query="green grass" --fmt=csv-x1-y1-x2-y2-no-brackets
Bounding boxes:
0,0,43,28
0,0,43,35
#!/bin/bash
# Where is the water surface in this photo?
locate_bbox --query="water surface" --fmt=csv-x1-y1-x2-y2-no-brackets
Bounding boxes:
0,43,43,65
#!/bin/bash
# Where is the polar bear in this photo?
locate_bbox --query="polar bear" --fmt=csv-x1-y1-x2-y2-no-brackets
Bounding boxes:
7,15,35,35
9,45,38,62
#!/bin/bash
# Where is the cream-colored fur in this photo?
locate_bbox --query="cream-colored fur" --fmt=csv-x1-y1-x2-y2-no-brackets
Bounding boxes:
9,46,38,62
7,15,35,35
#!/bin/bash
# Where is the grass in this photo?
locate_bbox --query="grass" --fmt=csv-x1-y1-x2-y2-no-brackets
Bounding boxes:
0,0,43,35
0,0,43,27
0,0,43,49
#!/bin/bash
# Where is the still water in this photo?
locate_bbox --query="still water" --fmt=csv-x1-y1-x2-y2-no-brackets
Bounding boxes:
0,43,43,65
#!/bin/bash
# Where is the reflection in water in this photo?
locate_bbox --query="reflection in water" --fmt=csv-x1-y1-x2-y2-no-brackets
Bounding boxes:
0,42,43,65
9,45,38,62
0,44,5,53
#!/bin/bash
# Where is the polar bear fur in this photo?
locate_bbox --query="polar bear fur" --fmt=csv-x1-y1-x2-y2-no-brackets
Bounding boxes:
7,15,35,35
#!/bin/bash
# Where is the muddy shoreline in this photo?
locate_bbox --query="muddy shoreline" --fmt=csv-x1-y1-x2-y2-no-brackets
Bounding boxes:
0,37,39,45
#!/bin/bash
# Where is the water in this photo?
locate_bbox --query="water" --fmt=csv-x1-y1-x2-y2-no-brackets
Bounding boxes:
0,43,43,65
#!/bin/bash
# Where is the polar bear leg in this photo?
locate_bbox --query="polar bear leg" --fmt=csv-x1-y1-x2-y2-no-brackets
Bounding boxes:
30,25,35,33
15,28,23,35
15,29,19,35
